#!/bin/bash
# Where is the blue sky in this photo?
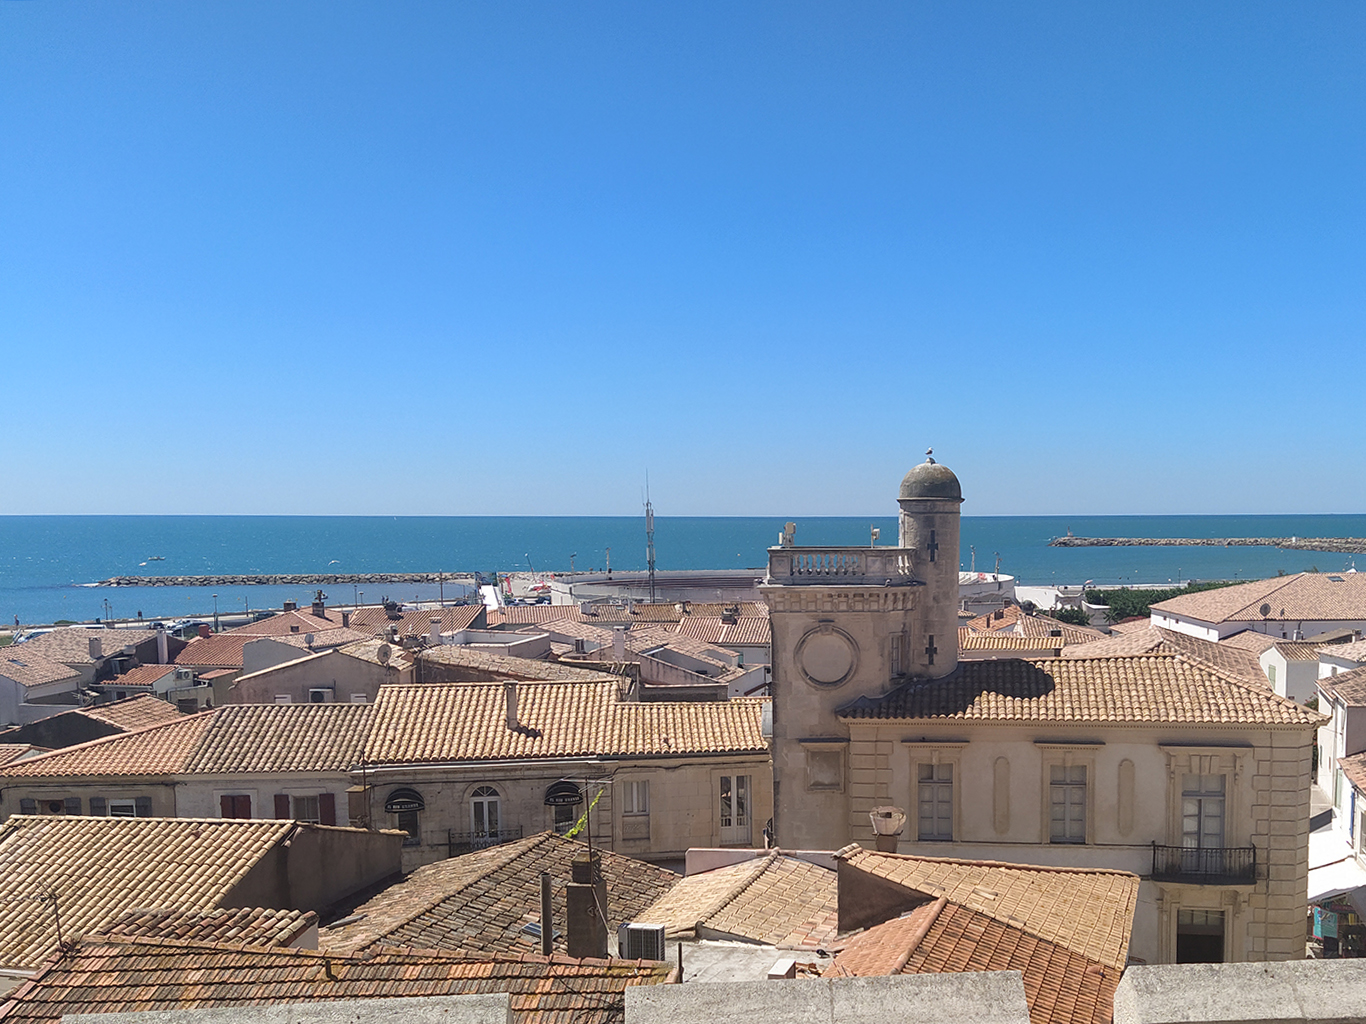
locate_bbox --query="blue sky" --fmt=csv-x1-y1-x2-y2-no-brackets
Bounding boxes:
2,2,1363,517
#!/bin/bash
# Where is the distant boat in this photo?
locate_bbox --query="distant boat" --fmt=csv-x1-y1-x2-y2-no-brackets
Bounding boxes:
147,555,166,561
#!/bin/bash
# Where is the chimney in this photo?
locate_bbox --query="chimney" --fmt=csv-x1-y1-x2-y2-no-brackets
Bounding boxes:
198,623,212,638
612,627,626,662
566,851,608,958
504,681,518,730
156,626,168,665
88,635,102,660
341,610,350,628
429,617,442,646
283,600,298,613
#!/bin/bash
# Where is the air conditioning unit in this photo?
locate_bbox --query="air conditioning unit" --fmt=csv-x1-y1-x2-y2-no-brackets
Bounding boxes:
617,922,666,961
174,667,194,682
308,688,335,704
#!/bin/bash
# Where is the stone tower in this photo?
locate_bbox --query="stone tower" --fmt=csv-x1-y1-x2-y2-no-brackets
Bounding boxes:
760,452,963,849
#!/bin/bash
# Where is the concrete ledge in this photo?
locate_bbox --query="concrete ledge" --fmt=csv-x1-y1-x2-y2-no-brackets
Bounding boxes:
625,971,1030,1024
1114,961,1366,1024
63,995,512,1024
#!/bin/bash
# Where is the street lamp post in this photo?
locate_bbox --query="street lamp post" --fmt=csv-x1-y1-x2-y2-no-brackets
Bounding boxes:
212,594,219,633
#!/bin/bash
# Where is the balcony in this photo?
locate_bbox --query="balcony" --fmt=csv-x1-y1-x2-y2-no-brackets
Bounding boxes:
766,546,923,586
445,826,522,858
1151,842,1257,885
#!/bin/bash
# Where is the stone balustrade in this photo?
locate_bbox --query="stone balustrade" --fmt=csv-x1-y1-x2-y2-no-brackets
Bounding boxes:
766,546,919,585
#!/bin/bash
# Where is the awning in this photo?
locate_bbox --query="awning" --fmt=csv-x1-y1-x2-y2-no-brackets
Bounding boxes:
545,780,584,806
384,788,425,813
1307,829,1366,904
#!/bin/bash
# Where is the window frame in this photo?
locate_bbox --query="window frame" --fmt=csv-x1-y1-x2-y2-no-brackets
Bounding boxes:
904,741,967,845
108,799,137,818
1036,743,1099,846
622,779,650,816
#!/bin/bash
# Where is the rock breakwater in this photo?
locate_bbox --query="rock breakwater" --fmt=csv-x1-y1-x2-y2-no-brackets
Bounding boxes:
96,572,479,587
1050,537,1366,554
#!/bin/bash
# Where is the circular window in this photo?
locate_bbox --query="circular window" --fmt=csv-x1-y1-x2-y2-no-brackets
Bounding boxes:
795,627,858,687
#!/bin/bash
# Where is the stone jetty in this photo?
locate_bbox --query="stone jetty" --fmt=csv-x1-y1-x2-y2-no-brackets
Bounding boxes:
1050,536,1366,554
95,572,479,587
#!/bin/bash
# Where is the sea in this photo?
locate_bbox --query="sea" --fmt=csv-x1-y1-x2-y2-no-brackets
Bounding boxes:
1,514,1364,628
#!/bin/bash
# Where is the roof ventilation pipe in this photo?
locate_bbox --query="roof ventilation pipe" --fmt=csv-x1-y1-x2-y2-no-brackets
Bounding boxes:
430,617,442,646
505,681,518,730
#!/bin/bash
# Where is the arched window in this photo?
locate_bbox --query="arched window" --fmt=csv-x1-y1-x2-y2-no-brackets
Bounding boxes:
471,785,500,840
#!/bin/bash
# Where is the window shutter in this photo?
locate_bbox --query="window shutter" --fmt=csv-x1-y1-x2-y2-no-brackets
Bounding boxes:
19,798,36,814
90,797,107,817
274,794,292,819
220,794,235,818
134,796,152,817
318,792,336,826
64,797,82,815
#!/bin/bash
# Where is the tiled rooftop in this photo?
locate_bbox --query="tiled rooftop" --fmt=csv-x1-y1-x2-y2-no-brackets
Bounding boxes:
0,937,675,1024
833,846,1138,972
0,714,213,778
839,655,1322,726
1063,626,1268,685
364,682,768,764
960,634,1068,651
12,628,158,666
488,601,768,627
827,899,1121,1024
320,831,679,956
638,852,837,949
669,616,772,647
1319,666,1366,706
81,694,184,730
1322,638,1366,664
101,664,176,688
99,907,318,948
419,645,622,683
1219,630,1279,654
225,608,350,635
347,604,485,637
0,744,46,767
1340,751,1366,794
173,633,253,668
0,815,295,968
1151,572,1366,623
0,702,371,779
0,649,80,689
340,637,416,669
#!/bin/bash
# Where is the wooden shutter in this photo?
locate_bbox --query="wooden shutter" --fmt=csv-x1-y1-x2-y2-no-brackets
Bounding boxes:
64,797,82,815
220,794,235,818
134,796,152,817
274,794,292,819
90,797,107,816
19,798,36,814
318,792,336,826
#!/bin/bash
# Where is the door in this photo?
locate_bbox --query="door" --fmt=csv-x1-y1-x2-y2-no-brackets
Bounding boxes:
719,775,751,845
1181,774,1225,874
471,786,501,847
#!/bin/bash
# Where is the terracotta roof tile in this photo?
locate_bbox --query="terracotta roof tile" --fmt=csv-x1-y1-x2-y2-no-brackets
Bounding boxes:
81,694,184,730
832,848,1138,972
839,654,1322,726
102,664,176,689
419,645,621,683
173,633,252,668
1151,572,1366,624
0,937,674,1024
99,907,318,948
0,745,46,767
1340,752,1366,794
639,852,837,949
364,682,768,764
1218,630,1279,654
1275,641,1324,661
0,704,370,779
321,831,678,957
1064,627,1268,685
347,604,485,638
0,816,296,968
670,617,772,647
183,703,371,774
13,629,157,666
0,649,80,689
1322,639,1366,664
0,714,214,778
1320,666,1366,706
225,609,351,635
488,602,768,627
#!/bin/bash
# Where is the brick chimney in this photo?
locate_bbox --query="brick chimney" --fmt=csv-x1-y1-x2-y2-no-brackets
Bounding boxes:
504,681,518,730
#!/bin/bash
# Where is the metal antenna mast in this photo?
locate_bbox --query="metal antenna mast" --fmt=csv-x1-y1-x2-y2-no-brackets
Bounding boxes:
645,476,657,604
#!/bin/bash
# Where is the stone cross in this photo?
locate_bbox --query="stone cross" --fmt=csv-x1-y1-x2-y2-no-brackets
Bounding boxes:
925,635,937,666
927,529,938,564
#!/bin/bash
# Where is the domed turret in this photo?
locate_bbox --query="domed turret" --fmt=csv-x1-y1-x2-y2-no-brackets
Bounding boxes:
899,450,962,502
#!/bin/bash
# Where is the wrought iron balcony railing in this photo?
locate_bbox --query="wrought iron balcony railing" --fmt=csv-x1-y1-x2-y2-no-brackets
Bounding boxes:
446,826,523,858
1151,842,1257,885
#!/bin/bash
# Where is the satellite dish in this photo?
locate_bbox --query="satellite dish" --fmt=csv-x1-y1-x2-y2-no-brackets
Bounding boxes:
377,643,391,665
1259,603,1272,618
305,633,315,645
